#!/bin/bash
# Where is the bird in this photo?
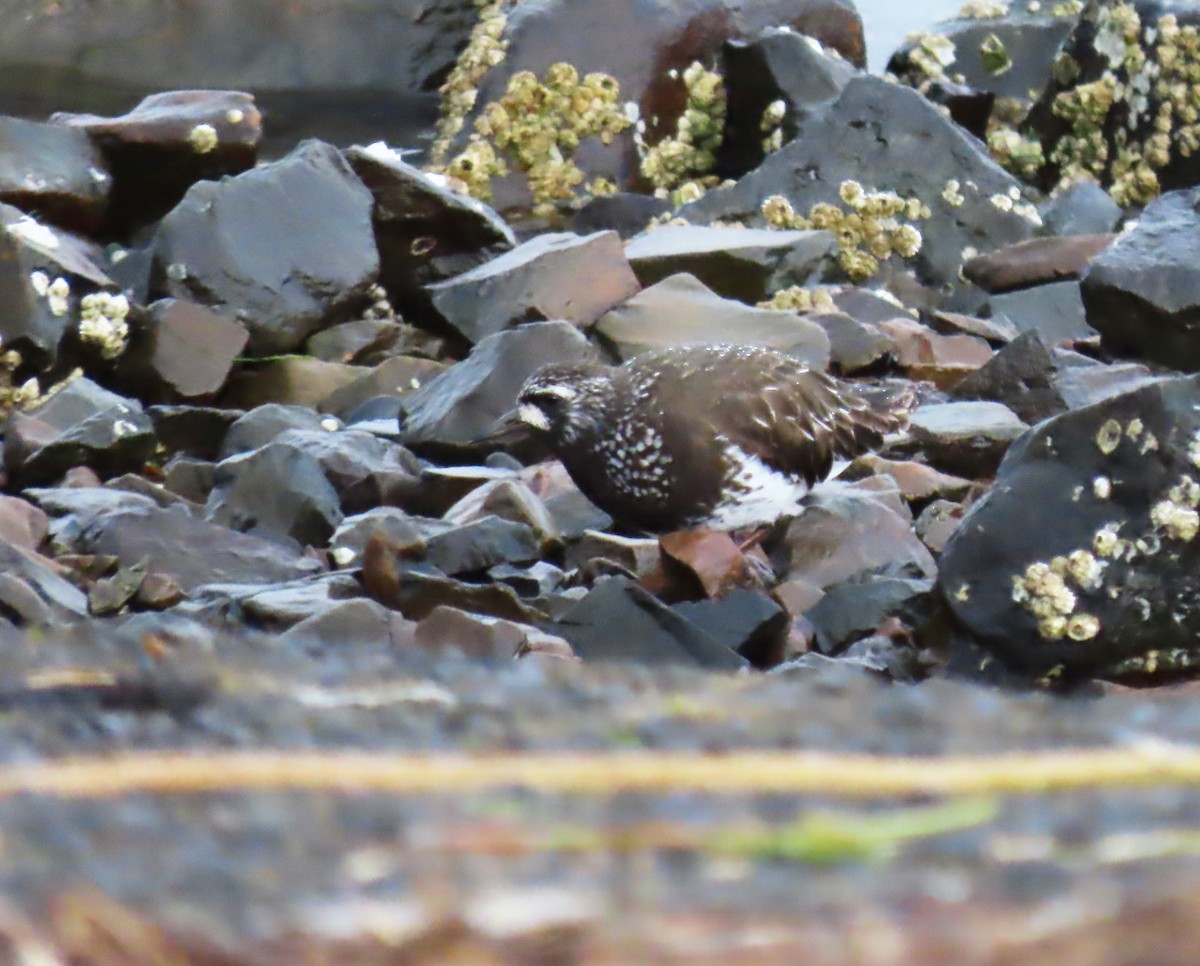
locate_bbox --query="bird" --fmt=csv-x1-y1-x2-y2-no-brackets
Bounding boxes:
489,344,915,534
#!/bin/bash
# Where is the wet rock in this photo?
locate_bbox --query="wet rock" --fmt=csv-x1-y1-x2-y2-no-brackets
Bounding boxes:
318,355,447,420
682,76,1039,299
915,498,965,554
4,377,155,486
770,483,937,590
594,273,830,368
986,279,1095,346
220,404,335,459
444,0,864,213
206,441,344,549
951,330,1067,425
424,515,541,576
35,491,323,592
624,225,835,304
672,587,788,667
0,202,117,371
940,372,1200,682
443,478,560,551
0,115,111,234
719,27,857,177
116,298,247,402
220,357,363,410
905,400,1028,478
1041,179,1123,237
963,235,1114,294
426,231,639,345
400,320,593,458
53,90,260,234
151,139,378,356
570,193,672,238
566,531,660,579
659,530,762,599
345,142,515,324
549,576,747,670
805,574,933,655
810,312,895,372
147,405,243,461
414,605,567,660
1081,188,1200,370
881,316,993,388
887,5,1074,100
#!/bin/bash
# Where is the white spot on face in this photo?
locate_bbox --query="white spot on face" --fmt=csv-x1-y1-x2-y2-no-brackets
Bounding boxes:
518,403,550,431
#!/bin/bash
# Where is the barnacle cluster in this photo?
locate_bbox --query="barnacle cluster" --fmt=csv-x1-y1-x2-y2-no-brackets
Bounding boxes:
757,285,838,313
900,32,957,82
1043,4,1200,206
444,62,631,215
987,127,1046,180
761,98,786,155
639,61,728,204
761,181,927,282
959,1,1008,18
0,338,39,414
30,270,70,317
430,0,514,166
980,34,1014,75
78,291,131,359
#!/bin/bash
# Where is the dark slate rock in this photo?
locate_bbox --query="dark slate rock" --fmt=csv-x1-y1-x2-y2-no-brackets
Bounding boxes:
682,76,1039,300
426,231,640,345
904,401,1028,478
951,330,1067,425
424,515,541,576
986,280,1096,346
963,235,1114,294
0,115,111,234
490,560,566,597
147,405,244,461
330,507,428,567
811,311,895,373
915,78,994,142
116,298,248,403
543,488,614,540
400,320,594,458
52,90,260,234
804,575,934,654
672,587,788,668
1041,179,1123,237
413,605,564,660
1056,362,1163,412
151,138,378,355
0,202,117,371
623,225,835,304
275,597,410,654
444,0,864,214
318,355,447,421
593,272,830,368
305,317,403,364
0,538,88,626
940,373,1200,682
177,573,363,631
4,377,154,486
550,577,748,670
280,428,423,514
571,193,673,239
220,404,334,459
1081,187,1200,371
36,496,324,592
443,477,560,550
162,456,216,505
719,27,857,177
770,483,938,589
206,441,344,549
344,142,515,325
887,5,1074,100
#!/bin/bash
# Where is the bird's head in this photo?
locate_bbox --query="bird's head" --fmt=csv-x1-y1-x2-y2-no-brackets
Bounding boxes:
513,361,613,445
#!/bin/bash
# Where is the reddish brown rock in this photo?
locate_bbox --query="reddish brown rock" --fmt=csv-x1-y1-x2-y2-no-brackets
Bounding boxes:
0,495,49,551
414,605,568,660
881,317,993,389
659,530,763,599
963,234,1115,294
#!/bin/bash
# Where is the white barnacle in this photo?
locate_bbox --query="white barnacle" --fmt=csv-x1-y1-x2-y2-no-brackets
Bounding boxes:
1066,613,1100,641
1093,524,1122,557
330,546,356,567
188,123,219,154
1095,418,1122,455
1093,475,1112,499
1151,499,1199,541
29,270,49,297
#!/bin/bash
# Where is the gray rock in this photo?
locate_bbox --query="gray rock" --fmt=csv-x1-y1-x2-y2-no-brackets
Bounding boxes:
593,272,830,368
672,587,788,667
1082,188,1200,371
270,428,422,515
220,404,334,459
1041,179,1123,237
987,279,1096,346
147,404,244,461
623,225,835,303
400,320,594,457
424,515,541,575
804,575,933,654
0,115,111,234
152,139,378,355
427,231,639,345
905,400,1027,477
951,330,1067,425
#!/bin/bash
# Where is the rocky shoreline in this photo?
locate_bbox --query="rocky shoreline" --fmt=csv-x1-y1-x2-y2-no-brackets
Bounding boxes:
3,0,1200,959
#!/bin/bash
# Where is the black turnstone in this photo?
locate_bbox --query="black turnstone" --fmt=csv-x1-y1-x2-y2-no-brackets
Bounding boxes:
494,344,914,533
